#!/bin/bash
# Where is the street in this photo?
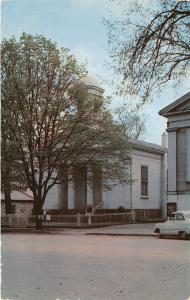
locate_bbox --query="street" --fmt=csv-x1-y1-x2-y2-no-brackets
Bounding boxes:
1,233,190,300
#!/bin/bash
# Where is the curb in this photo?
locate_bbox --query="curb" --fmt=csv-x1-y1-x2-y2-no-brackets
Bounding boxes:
1,229,52,234
86,233,157,237
1,229,157,237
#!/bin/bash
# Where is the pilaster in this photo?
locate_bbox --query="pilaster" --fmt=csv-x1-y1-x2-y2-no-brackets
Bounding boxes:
167,130,177,193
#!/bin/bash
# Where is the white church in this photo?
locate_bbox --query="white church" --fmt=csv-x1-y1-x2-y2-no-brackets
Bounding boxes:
44,75,168,219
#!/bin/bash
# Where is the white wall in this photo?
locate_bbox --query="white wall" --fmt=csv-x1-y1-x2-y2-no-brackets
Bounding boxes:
102,149,163,210
131,150,162,209
102,183,130,209
177,195,190,211
1,202,33,215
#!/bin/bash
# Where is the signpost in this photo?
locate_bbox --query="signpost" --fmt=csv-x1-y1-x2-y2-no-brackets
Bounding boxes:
86,204,94,225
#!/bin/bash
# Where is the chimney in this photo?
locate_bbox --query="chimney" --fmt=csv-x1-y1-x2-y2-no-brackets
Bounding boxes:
161,132,168,149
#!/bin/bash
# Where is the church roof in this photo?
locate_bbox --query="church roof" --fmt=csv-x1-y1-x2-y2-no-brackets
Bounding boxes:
1,190,33,201
159,92,190,117
129,139,165,154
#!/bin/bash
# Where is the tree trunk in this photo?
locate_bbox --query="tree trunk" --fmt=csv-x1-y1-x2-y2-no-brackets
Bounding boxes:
35,213,43,229
33,197,43,229
4,183,12,214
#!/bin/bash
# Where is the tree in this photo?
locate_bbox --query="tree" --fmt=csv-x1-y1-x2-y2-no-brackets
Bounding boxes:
1,33,130,227
1,98,27,214
114,102,145,139
1,139,27,214
105,0,190,103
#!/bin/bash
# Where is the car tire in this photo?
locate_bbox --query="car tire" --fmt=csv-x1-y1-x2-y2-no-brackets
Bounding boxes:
180,231,187,240
158,231,163,239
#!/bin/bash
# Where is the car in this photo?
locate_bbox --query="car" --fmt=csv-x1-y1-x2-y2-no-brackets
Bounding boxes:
154,211,190,239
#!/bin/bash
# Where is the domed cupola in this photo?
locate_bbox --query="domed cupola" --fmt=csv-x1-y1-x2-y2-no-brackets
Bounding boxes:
83,74,104,97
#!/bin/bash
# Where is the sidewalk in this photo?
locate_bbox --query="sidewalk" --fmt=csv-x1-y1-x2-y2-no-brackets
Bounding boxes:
2,223,157,237
84,223,157,237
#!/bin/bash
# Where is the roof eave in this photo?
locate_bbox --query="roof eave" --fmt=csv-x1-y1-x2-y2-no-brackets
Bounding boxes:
131,145,165,155
159,110,190,118
159,91,190,117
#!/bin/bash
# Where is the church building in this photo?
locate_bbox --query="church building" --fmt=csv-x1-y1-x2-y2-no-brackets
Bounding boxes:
44,75,167,218
159,92,190,214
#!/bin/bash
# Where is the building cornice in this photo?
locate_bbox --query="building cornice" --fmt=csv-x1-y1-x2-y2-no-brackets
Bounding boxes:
159,92,190,118
129,139,166,155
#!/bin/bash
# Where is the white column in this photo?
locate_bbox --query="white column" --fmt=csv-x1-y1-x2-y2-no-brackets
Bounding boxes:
168,131,177,193
86,164,93,206
187,128,190,182
68,177,75,209
161,151,168,218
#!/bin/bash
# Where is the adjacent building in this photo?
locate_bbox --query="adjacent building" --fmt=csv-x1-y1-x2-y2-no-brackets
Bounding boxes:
159,92,190,214
1,190,33,216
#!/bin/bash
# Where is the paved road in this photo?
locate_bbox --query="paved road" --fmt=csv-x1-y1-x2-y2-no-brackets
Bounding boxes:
2,233,190,300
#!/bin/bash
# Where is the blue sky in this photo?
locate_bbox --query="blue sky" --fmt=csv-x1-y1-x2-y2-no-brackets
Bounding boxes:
2,0,190,144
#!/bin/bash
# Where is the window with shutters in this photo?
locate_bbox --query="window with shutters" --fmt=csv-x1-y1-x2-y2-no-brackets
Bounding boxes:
141,165,148,197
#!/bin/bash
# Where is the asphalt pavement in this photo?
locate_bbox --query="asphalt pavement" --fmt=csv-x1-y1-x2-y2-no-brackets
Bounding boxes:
2,233,190,300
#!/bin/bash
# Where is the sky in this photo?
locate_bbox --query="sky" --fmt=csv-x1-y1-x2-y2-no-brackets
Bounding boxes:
2,0,190,145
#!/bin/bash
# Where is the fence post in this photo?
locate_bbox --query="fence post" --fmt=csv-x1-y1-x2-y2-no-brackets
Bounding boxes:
132,211,136,223
25,216,28,227
88,214,92,225
77,213,81,226
8,214,12,227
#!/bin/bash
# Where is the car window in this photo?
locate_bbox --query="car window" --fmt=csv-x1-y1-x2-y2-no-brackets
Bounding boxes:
175,213,185,220
184,214,190,220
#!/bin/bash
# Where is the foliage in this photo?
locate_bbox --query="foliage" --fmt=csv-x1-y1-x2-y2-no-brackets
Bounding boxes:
1,98,27,213
105,0,190,103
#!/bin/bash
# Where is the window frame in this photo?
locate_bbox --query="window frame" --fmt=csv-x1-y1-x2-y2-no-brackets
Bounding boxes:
141,165,148,198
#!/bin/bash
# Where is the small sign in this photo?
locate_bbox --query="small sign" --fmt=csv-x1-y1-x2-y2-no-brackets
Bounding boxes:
46,214,51,221
86,205,93,214
20,207,26,213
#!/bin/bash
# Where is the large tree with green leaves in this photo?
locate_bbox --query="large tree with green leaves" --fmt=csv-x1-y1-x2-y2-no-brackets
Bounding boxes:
105,0,190,103
1,89,28,214
1,134,27,214
1,33,131,227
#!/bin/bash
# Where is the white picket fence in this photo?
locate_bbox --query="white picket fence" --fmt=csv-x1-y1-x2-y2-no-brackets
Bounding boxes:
1,212,136,227
1,215,35,227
